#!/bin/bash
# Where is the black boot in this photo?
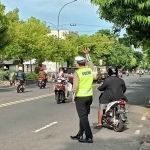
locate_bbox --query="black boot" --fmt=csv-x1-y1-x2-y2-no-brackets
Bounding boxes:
70,132,83,140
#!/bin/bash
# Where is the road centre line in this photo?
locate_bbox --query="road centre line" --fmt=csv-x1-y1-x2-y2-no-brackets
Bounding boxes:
34,122,58,133
141,116,146,120
135,130,140,134
0,93,54,108
0,84,98,108
138,124,143,127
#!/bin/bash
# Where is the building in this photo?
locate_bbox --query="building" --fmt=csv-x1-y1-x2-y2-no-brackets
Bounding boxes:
48,30,69,39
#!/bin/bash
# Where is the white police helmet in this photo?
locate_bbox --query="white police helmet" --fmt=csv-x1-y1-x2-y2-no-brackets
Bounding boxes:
18,66,23,71
74,56,86,64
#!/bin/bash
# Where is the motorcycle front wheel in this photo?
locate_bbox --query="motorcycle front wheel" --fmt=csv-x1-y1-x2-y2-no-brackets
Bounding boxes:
114,116,124,132
17,85,20,93
55,92,60,104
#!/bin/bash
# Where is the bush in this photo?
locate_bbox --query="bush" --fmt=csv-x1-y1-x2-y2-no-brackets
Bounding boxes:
25,73,38,79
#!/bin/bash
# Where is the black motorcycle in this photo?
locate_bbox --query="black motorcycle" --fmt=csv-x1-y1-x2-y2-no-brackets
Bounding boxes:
16,80,24,93
38,78,46,89
102,99,127,132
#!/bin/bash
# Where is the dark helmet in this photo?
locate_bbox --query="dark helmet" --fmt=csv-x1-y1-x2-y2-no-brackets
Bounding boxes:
107,66,118,76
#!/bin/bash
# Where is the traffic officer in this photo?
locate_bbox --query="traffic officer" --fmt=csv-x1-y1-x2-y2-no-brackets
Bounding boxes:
70,48,93,143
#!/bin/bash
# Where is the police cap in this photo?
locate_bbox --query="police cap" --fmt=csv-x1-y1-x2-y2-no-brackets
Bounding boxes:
75,56,86,64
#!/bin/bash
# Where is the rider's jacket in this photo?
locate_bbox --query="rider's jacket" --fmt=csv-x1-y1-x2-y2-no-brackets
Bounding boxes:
16,70,25,81
98,76,128,104
38,71,47,79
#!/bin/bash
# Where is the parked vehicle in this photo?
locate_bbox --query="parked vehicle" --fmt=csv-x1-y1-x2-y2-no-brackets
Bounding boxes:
102,99,127,132
96,66,108,83
16,80,24,93
66,67,78,84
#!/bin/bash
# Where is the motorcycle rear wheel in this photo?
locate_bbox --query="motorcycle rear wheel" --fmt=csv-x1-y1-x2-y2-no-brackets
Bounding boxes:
114,116,124,132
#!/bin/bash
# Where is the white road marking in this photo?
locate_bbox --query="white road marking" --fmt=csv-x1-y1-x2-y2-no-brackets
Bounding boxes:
141,116,146,120
0,84,100,108
34,122,58,133
0,93,54,108
138,124,143,127
135,130,140,134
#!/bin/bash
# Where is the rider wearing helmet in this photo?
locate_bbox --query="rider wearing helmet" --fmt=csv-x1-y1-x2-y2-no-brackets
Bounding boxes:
16,66,26,87
54,67,68,99
95,66,127,128
38,67,47,85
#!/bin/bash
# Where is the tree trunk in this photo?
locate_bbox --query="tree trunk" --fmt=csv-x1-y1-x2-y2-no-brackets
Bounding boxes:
30,60,32,73
20,58,24,72
67,61,70,67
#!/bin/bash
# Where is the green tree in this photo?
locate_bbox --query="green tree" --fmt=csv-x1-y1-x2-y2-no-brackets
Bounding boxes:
3,17,50,66
91,0,150,48
0,3,9,51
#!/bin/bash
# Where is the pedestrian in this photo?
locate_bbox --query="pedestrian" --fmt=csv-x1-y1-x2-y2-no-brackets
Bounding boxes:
70,48,94,143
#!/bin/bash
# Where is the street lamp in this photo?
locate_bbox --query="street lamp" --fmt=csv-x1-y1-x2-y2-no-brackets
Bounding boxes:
45,22,58,30
58,0,77,39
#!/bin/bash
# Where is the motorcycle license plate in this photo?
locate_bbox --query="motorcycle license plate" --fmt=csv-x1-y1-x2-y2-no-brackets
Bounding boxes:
56,84,62,86
57,80,61,83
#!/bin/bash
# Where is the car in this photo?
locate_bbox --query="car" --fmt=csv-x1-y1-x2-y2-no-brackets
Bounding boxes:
65,67,78,84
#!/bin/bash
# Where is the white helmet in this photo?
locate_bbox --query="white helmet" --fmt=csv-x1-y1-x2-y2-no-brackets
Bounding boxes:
74,56,86,64
18,66,23,71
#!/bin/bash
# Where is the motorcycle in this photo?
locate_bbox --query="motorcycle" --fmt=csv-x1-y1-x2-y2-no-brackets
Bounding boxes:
16,80,25,93
54,78,68,104
38,77,46,89
102,99,127,132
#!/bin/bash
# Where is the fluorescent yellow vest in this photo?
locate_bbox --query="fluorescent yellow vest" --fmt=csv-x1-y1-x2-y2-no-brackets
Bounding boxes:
76,68,93,97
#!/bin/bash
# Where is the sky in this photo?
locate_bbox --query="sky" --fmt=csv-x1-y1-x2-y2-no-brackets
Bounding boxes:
1,0,125,36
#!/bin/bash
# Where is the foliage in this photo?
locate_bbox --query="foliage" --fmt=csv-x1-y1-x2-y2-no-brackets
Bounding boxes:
0,3,9,51
25,73,38,79
0,2,144,70
91,0,150,55
34,66,40,74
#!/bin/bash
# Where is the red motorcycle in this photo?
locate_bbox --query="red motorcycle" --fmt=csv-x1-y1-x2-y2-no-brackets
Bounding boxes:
38,77,46,89
54,78,67,104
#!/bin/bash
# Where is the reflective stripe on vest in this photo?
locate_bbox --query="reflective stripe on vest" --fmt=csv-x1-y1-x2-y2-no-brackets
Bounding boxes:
76,68,93,97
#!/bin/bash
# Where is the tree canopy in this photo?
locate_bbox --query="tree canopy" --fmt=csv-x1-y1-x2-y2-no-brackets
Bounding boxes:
0,2,145,70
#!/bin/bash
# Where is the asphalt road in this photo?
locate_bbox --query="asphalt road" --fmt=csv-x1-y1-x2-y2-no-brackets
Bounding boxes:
0,74,150,150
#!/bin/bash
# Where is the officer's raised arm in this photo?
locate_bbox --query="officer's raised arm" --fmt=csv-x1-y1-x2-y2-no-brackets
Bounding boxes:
84,48,93,70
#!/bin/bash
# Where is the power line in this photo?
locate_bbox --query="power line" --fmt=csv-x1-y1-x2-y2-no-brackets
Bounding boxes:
70,23,112,28
49,23,112,28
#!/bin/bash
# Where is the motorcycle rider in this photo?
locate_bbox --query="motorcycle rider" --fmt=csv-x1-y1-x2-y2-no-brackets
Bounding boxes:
16,66,26,88
38,67,47,86
126,70,129,76
95,66,127,128
139,69,142,77
54,67,68,99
